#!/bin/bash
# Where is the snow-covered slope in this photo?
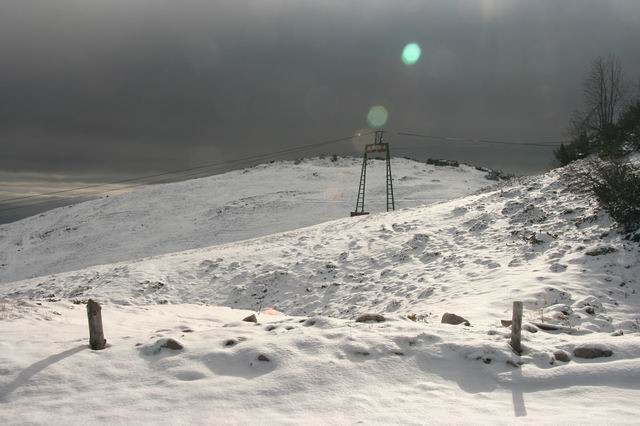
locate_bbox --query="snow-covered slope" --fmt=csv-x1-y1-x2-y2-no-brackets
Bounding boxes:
2,162,640,424
3,162,638,328
0,157,492,284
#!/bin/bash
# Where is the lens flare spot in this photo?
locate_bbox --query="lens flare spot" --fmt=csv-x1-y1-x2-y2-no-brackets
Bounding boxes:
402,43,422,65
323,187,344,202
367,105,388,128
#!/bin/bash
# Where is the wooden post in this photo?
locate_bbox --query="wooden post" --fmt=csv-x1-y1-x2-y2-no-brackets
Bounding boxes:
87,299,106,350
511,301,523,354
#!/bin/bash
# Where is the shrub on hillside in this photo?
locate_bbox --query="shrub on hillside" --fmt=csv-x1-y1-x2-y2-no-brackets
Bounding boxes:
587,161,640,233
595,124,628,159
618,100,640,150
556,102,640,166
554,132,591,166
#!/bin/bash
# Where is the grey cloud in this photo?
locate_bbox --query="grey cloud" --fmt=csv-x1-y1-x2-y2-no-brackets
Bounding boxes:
1,0,640,180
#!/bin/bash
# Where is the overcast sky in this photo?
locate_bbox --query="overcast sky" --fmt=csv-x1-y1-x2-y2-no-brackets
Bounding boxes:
1,0,640,222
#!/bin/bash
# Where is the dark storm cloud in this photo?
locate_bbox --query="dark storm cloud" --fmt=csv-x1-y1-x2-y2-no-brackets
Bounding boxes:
1,0,640,179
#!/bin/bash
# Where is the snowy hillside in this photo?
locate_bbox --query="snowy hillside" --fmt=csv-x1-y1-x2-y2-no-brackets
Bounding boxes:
1,161,640,423
3,162,638,326
0,157,493,284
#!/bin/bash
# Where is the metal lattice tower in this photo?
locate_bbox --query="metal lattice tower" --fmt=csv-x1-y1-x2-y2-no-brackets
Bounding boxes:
351,130,395,217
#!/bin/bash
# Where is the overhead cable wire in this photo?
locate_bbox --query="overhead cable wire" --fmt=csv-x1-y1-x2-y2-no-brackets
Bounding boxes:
397,131,569,147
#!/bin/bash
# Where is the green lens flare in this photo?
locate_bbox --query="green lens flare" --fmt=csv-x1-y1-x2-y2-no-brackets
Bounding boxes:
402,43,421,65
367,105,388,128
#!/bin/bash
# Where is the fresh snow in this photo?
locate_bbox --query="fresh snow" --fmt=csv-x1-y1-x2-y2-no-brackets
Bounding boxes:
2,303,640,425
0,157,492,284
1,160,640,424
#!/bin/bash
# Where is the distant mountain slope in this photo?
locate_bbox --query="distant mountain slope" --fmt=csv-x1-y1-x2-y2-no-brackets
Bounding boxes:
0,157,492,284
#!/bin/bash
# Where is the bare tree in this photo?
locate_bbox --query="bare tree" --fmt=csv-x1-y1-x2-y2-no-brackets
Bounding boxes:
577,55,626,136
557,56,630,165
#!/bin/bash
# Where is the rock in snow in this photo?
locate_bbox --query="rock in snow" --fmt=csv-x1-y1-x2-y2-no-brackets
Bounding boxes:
441,313,471,326
242,314,258,323
585,246,617,256
161,338,184,351
531,322,574,333
553,350,571,363
355,313,386,323
573,345,613,359
139,337,184,355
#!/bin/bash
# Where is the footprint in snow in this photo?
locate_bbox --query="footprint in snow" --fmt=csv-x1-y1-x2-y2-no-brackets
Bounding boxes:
173,370,207,381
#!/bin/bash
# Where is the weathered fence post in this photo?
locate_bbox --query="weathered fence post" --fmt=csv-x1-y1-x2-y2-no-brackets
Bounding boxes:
511,301,523,354
87,299,107,350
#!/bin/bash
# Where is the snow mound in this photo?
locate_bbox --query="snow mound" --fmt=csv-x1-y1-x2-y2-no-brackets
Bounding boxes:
0,157,491,284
